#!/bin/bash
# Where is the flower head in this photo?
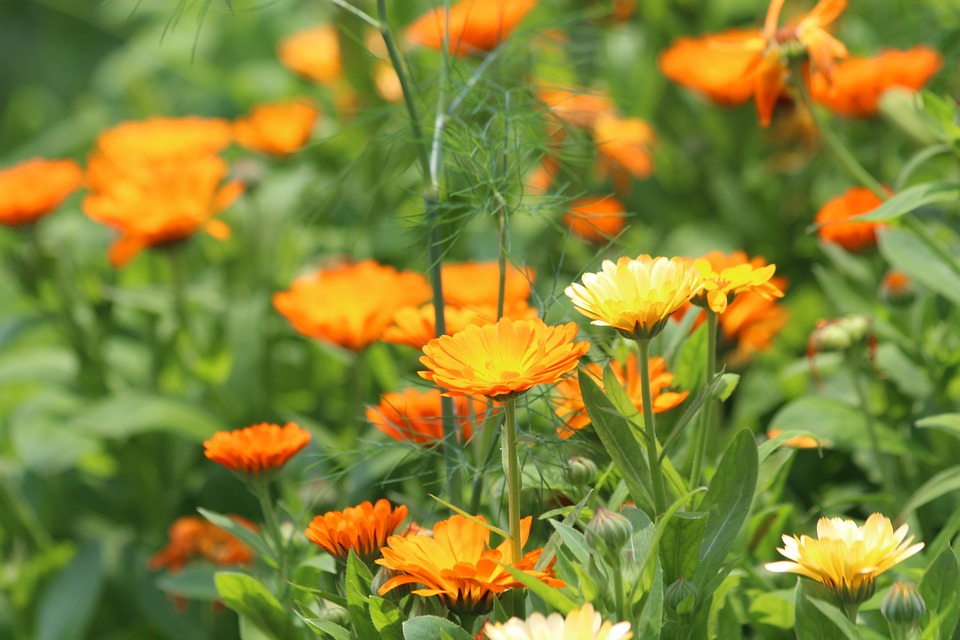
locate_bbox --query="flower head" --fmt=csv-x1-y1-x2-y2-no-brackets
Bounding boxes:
593,115,656,185
442,261,535,310
234,99,319,155
553,354,687,439
693,250,785,314
419,317,590,401
203,422,311,475
564,196,627,244
383,301,539,350
815,187,887,252
484,602,633,640
278,25,343,85
92,116,233,158
566,255,703,340
766,513,924,605
406,0,537,56
377,514,563,615
0,158,84,227
150,515,257,572
366,388,491,445
273,260,431,351
305,499,408,564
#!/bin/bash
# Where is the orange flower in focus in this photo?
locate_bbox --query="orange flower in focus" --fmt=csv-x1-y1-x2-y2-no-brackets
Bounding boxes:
406,0,537,56
815,187,886,252
305,499,408,564
273,260,431,350
383,301,539,350
420,318,590,401
203,422,311,475
767,428,824,449
564,196,626,243
150,515,256,572
809,46,943,118
367,388,491,445
377,514,563,615
553,354,688,439
278,25,343,85
0,158,83,226
234,100,319,155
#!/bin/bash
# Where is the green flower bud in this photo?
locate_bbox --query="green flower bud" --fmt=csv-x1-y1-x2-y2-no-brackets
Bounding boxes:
585,508,632,554
317,602,349,626
564,456,598,487
665,577,698,615
882,579,926,627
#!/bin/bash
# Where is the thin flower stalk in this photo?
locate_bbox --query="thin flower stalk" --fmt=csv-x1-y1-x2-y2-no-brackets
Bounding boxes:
689,309,718,488
639,339,668,517
502,396,523,565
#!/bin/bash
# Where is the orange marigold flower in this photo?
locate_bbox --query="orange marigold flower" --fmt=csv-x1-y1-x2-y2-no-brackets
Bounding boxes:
441,261,535,310
367,388,491,445
538,86,617,130
406,0,537,56
377,514,564,615
564,196,627,243
305,499,408,564
150,515,257,572
815,187,887,252
767,428,824,449
809,46,943,118
203,422,311,475
659,30,762,107
721,279,790,362
880,270,915,306
234,99,319,155
593,114,656,183
553,354,688,439
383,301,539,350
693,250,785,314
420,317,590,401
0,158,83,226
278,24,343,85
273,260,432,351
92,116,232,159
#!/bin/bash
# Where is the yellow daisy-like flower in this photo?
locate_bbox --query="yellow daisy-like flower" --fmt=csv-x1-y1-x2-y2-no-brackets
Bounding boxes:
565,255,703,340
692,251,784,314
765,513,924,605
484,602,633,640
419,317,590,401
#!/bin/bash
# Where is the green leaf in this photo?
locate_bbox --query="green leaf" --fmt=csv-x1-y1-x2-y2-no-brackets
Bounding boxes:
806,599,860,640
401,615,474,640
916,414,960,440
500,564,579,614
369,596,405,640
198,508,273,562
767,396,906,453
794,579,858,640
747,589,794,629
919,546,960,638
579,368,654,511
875,344,932,399
36,543,103,640
715,373,739,401
671,323,707,394
536,491,591,572
855,182,960,222
300,617,351,640
155,563,220,601
346,550,378,640
878,228,960,308
70,393,221,441
547,520,592,567
660,512,708,585
635,563,663,639
899,466,960,519
214,572,297,640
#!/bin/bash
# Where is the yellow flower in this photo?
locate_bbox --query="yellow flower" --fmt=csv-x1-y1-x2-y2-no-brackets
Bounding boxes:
484,602,633,640
766,513,924,605
565,255,703,340
419,317,590,401
692,251,784,314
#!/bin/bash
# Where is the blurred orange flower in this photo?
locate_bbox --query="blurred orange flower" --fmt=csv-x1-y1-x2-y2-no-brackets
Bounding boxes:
305,499,408,564
234,100,319,155
383,300,538,350
564,196,626,243
406,0,537,56
367,388,491,445
553,354,688,439
0,158,83,226
538,86,616,130
203,422,311,475
593,114,656,185
273,260,431,350
420,317,589,400
278,24,343,85
377,514,563,615
150,515,256,572
767,428,824,449
92,116,232,158
815,187,886,252
442,261,535,310
809,46,943,118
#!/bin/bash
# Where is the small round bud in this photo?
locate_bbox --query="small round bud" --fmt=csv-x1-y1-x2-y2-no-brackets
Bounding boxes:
317,602,349,625
564,456,598,487
838,315,871,343
882,579,926,627
665,577,699,614
585,508,632,554
811,323,852,351
880,271,916,307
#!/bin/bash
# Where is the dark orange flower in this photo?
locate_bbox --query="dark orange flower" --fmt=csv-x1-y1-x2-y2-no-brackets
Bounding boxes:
809,46,943,118
203,423,311,475
150,515,257,572
441,261,535,310
273,260,432,351
815,187,887,252
0,158,83,226
420,317,590,400
593,115,656,185
553,354,688,439
406,0,537,56
564,196,627,243
366,388,492,445
278,24,343,85
383,300,539,350
234,100,319,155
305,499,408,564
377,514,563,615
720,279,790,362
658,30,761,106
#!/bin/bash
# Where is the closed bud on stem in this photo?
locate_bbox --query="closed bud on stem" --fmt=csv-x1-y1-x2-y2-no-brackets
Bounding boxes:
882,579,925,627
564,455,598,487
880,271,916,307
585,508,632,555
665,577,698,614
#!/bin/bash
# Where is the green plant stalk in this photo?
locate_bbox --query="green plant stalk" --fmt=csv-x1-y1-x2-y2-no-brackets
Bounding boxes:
501,397,523,565
611,555,626,624
250,477,291,599
688,308,718,488
638,339,668,517
842,602,860,625
844,351,893,494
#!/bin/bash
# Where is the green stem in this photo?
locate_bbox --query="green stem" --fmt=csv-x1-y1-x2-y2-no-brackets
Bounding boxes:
688,309,717,488
612,558,626,624
844,351,892,494
250,477,291,600
638,339,667,517
502,397,523,565
842,602,860,625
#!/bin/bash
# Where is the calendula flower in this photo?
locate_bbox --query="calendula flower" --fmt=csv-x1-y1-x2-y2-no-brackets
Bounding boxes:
593,114,656,184
234,99,319,155
815,187,887,252
278,24,343,85
273,260,432,351
406,0,537,56
809,46,943,118
419,317,590,400
377,514,564,615
484,602,633,640
766,513,924,605
150,515,257,572
92,116,233,158
539,86,617,130
693,250,784,314
566,255,703,340
442,261,535,310
305,499,408,564
203,423,311,475
564,196,627,243
553,354,687,439
383,301,539,350
0,158,84,226
366,388,491,445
